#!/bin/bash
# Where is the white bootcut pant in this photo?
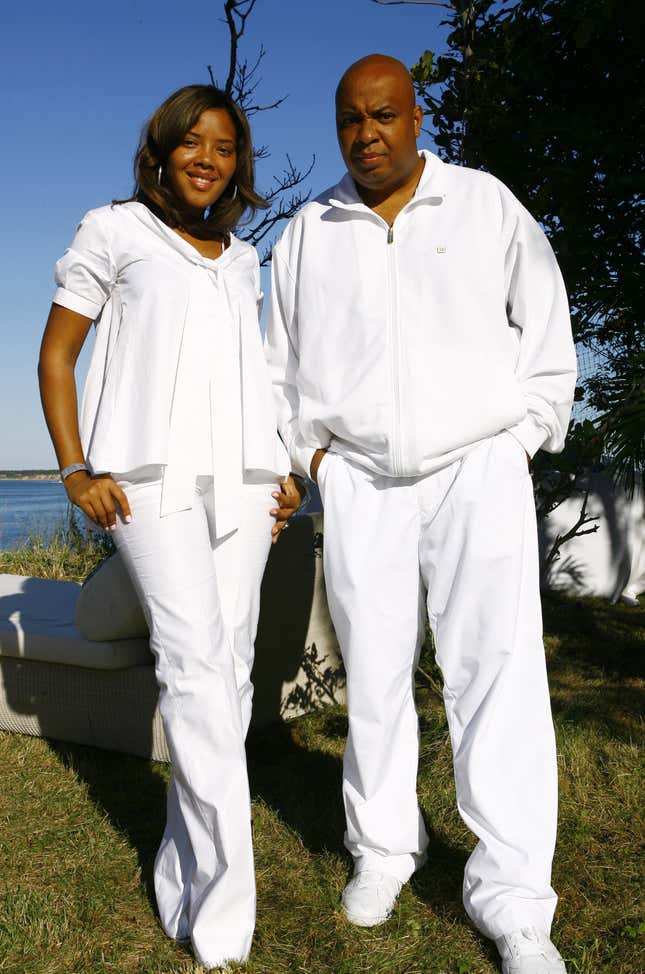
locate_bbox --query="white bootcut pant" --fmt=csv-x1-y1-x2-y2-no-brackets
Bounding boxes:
317,431,559,939
112,465,277,970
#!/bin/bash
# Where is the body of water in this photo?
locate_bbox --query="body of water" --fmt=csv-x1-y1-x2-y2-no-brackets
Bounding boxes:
0,479,72,550
0,476,322,552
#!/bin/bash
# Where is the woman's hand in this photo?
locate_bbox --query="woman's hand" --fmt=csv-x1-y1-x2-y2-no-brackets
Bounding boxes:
270,475,306,544
64,471,132,532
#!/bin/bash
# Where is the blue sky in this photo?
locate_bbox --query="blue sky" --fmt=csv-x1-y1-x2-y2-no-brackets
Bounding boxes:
0,0,446,468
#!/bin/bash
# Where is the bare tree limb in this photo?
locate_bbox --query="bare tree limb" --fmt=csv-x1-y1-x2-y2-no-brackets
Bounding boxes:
240,152,315,262
417,665,444,700
230,45,289,115
223,0,258,95
210,1,314,256
244,95,288,115
543,490,600,576
372,0,451,6
215,8,290,117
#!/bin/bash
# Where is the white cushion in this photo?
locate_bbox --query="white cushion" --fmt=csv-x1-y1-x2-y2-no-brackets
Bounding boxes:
0,574,152,670
75,551,149,641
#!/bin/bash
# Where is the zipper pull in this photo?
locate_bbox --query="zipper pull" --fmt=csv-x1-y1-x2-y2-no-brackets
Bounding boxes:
387,225,394,244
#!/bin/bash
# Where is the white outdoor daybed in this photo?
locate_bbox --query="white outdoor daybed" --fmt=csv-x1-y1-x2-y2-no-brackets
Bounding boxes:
0,513,344,762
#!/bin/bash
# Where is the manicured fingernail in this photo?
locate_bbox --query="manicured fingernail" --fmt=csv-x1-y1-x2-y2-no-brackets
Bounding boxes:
271,492,279,498
124,515,133,524
109,525,117,532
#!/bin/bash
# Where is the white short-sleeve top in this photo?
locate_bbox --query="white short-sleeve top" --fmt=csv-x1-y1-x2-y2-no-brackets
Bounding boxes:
54,201,289,534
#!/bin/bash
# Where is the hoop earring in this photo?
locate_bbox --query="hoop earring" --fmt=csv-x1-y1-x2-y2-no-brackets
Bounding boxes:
157,165,163,186
231,183,238,201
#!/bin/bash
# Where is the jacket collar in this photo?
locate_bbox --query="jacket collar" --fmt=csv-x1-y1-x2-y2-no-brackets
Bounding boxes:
326,149,446,212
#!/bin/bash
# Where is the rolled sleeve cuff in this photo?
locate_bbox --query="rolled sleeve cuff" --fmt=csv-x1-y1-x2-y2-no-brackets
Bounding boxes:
506,414,549,459
291,444,318,481
53,286,103,321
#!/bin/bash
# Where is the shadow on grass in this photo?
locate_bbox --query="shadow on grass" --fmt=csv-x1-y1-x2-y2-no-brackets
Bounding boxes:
247,720,347,858
542,593,645,741
409,829,468,920
543,592,644,679
47,739,168,912
247,703,477,940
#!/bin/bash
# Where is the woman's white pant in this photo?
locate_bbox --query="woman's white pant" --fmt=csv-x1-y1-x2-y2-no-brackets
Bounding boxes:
112,467,276,969
317,432,559,939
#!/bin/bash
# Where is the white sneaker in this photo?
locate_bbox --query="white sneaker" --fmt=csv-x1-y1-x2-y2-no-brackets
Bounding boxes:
341,870,402,927
496,927,567,974
621,590,640,607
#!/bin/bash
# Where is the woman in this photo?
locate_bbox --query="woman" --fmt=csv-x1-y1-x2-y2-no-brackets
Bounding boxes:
38,84,304,970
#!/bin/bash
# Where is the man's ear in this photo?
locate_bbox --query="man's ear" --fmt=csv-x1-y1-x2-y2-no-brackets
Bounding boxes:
413,104,423,137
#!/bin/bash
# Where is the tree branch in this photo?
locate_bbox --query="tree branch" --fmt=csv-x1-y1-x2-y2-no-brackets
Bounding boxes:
240,152,316,261
210,0,314,259
543,491,600,574
223,0,258,95
372,0,451,6
417,665,444,701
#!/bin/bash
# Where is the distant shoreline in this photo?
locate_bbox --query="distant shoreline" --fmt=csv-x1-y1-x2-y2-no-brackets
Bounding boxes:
0,473,59,482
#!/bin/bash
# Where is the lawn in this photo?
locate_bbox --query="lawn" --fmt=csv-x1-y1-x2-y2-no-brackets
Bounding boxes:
0,536,643,973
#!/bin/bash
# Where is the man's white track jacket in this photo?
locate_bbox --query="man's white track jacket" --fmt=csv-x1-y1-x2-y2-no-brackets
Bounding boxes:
265,150,577,480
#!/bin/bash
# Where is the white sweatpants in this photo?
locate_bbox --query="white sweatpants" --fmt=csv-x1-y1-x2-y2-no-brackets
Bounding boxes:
111,466,277,969
317,432,559,939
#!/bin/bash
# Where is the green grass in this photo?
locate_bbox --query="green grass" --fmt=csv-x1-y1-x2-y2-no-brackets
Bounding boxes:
0,517,113,582
0,538,642,972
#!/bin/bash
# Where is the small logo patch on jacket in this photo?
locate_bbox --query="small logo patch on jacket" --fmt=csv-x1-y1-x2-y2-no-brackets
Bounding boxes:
436,246,447,254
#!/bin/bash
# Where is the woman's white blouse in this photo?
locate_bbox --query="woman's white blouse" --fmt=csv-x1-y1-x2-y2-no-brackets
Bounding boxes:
54,201,289,535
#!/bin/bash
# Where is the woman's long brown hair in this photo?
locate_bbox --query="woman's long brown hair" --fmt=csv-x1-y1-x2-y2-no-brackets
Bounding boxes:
118,84,267,240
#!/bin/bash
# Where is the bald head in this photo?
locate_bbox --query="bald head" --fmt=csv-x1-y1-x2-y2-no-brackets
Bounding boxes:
335,53,423,206
336,54,416,110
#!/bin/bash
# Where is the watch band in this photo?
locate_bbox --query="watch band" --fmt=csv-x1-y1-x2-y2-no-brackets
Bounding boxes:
60,462,88,482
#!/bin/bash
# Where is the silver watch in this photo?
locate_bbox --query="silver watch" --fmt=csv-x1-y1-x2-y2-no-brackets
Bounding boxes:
60,462,88,482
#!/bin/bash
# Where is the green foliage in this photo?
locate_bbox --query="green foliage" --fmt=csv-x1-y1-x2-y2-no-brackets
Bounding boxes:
586,347,645,497
412,0,644,486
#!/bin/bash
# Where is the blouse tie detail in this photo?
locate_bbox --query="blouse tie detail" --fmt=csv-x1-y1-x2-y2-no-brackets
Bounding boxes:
160,263,243,538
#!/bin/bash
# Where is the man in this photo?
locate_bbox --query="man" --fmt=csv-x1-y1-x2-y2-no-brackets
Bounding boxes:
266,54,575,974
